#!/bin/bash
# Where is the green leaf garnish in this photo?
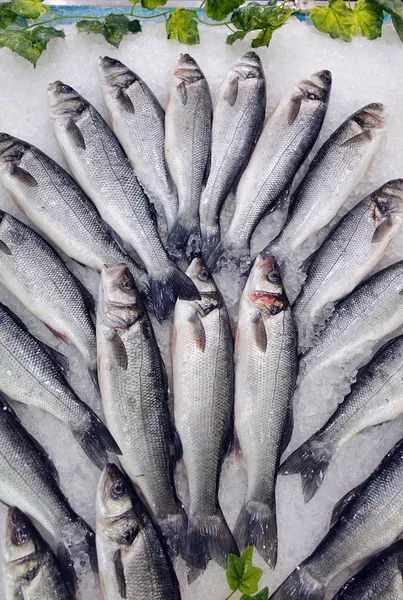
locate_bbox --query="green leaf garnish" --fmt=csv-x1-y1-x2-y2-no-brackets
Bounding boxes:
241,588,270,600
0,2,18,28
0,25,64,66
311,0,359,41
374,0,403,41
227,3,294,47
226,546,263,595
76,14,141,48
166,7,199,44
205,0,243,22
140,0,168,8
354,0,383,39
10,0,49,20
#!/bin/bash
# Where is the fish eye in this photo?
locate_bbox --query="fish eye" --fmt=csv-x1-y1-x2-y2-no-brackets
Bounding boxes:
198,268,211,282
268,270,280,284
61,84,72,94
120,278,133,291
307,92,319,100
111,59,121,67
13,526,29,546
111,480,126,499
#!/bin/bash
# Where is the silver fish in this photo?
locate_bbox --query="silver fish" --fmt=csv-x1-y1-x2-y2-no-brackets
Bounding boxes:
98,56,178,232
270,103,387,299
0,132,151,310
233,255,297,567
271,438,403,600
97,264,187,557
0,302,120,470
199,52,266,261
0,211,98,388
48,81,198,322
0,395,96,581
96,464,181,600
165,54,212,259
3,507,75,600
281,334,403,502
333,539,403,599
208,70,332,270
293,179,403,344
172,258,237,579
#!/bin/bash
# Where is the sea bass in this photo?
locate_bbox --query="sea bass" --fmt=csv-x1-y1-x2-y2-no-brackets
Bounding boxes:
0,211,98,388
98,56,178,232
270,103,387,300
3,507,75,600
233,256,297,567
48,80,198,322
172,258,237,579
199,52,266,261
293,179,403,344
0,132,151,309
165,54,212,259
96,464,181,600
208,70,332,270
0,302,120,470
271,438,403,600
97,264,187,557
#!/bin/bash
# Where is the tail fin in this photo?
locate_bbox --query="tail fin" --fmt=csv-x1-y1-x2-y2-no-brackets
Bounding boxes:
233,500,277,568
72,410,121,470
271,567,325,600
167,217,201,262
150,262,200,322
88,366,100,397
186,509,239,583
158,507,188,560
57,517,98,584
279,437,335,503
126,261,153,315
201,225,220,263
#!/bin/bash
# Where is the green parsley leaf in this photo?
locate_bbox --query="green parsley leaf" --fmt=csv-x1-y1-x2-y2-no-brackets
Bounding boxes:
141,0,168,8
374,0,403,41
241,587,270,600
0,25,64,66
226,546,263,595
355,0,383,39
227,3,294,47
205,0,243,22
226,29,248,44
76,14,141,48
166,7,199,45
0,3,18,29
310,0,359,41
76,19,104,35
10,0,49,20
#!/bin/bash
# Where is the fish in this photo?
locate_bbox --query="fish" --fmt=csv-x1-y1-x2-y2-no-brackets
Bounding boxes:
293,179,403,344
0,211,98,389
0,394,97,584
233,255,297,567
172,257,237,580
207,70,332,271
165,54,212,260
199,52,266,261
3,507,75,600
97,264,187,557
48,80,199,322
96,463,181,600
270,103,387,301
98,56,178,233
280,334,403,502
271,437,403,600
0,302,120,470
0,132,151,311
333,539,403,599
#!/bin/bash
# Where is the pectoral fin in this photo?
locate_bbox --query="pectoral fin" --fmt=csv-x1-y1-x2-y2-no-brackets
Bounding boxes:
9,165,38,187
0,240,11,255
116,88,134,114
66,119,86,150
224,75,239,107
342,130,373,148
113,549,127,599
288,95,302,125
178,81,187,106
189,311,206,352
109,331,129,370
372,215,394,243
252,312,267,352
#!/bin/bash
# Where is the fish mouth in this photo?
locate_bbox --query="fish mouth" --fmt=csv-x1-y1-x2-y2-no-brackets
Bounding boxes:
47,80,63,92
312,69,332,88
250,291,285,314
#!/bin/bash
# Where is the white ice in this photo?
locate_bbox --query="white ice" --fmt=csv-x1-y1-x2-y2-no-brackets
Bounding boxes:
1,16,403,600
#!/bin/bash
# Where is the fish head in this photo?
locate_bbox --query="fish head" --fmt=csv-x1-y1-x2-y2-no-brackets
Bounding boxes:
0,211,23,255
246,255,287,317
174,53,204,84
373,179,403,216
47,81,88,121
292,70,332,112
0,133,27,167
98,56,137,90
352,102,387,131
186,257,221,316
232,51,264,80
97,464,140,546
99,264,142,329
3,508,42,579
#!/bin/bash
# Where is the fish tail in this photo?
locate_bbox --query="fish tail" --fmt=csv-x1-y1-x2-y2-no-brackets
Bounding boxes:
167,216,201,261
186,509,239,583
233,500,277,568
159,507,188,560
150,263,200,322
72,410,121,470
201,224,220,263
271,566,324,600
57,517,98,587
126,262,153,314
279,437,334,503
88,366,100,396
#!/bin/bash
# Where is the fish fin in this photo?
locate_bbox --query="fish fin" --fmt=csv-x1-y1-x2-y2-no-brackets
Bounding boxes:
301,250,316,274
252,312,267,352
372,214,394,243
268,184,292,214
24,429,60,485
159,508,188,560
224,75,239,107
0,302,28,331
330,482,365,527
104,223,131,255
288,95,302,125
109,331,129,370
71,273,96,316
0,240,11,255
116,88,134,114
73,409,121,469
166,217,201,262
172,428,183,461
186,509,238,581
37,341,70,375
177,81,187,105
270,566,324,600
149,264,200,322
66,119,86,150
279,437,334,503
57,543,78,596
280,405,294,455
188,311,206,352
88,366,100,397
233,499,277,568
341,129,373,148
113,549,127,599
201,225,220,263
9,164,38,187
